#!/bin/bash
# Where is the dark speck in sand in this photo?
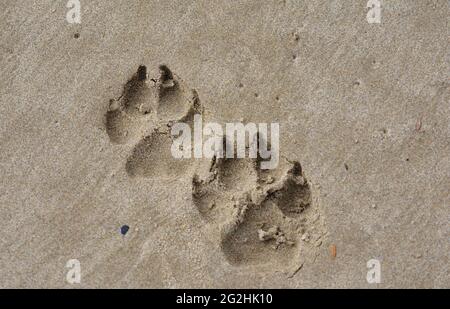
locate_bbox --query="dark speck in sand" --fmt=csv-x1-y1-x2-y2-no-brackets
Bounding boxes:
120,225,130,235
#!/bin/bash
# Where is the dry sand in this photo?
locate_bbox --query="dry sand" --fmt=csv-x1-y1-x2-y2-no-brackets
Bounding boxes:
0,0,449,288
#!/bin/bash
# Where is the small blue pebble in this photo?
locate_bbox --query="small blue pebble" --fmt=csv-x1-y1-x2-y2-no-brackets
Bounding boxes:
120,225,130,235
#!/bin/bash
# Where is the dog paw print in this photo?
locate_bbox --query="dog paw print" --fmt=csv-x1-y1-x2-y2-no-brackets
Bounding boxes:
105,65,203,178
104,65,325,272
192,142,323,269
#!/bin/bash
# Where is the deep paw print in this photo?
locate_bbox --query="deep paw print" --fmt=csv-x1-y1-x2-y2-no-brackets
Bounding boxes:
193,145,323,269
105,65,203,178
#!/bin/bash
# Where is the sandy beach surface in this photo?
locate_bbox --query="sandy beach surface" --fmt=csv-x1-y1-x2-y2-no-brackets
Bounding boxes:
0,0,448,288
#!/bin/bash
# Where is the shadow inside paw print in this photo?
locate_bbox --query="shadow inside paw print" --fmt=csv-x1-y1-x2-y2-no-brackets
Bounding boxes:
192,144,315,268
105,65,204,178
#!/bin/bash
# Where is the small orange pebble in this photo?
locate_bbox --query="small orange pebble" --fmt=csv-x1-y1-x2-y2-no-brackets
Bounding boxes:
330,244,337,258
415,116,423,132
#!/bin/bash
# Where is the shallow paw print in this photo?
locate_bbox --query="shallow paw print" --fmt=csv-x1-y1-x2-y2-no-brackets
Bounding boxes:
105,65,203,178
